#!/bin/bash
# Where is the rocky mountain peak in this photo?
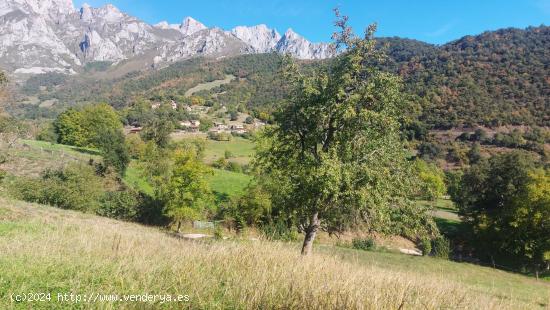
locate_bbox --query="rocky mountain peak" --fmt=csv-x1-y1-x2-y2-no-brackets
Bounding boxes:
230,24,281,53
94,3,124,23
282,28,299,40
0,1,332,76
79,3,92,22
180,16,207,36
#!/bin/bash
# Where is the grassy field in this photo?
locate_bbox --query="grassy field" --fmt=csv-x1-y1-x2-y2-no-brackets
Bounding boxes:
0,197,548,309
208,169,253,198
202,137,255,165
1,140,100,177
184,75,236,97
122,161,154,196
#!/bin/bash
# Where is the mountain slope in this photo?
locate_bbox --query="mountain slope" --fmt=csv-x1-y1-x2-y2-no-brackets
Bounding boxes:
0,0,333,75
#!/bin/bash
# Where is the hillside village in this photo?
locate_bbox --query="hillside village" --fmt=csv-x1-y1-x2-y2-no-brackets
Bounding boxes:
126,99,266,137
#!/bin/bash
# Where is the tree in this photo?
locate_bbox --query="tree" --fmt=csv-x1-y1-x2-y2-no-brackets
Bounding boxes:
454,151,549,272
467,143,482,164
95,128,130,176
256,11,434,255
54,108,86,146
161,148,214,231
54,103,123,148
414,159,446,201
141,114,174,148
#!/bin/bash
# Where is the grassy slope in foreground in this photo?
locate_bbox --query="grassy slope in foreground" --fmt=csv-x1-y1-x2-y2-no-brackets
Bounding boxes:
0,198,548,309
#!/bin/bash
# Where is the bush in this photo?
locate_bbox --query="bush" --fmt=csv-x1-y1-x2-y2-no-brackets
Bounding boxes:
10,163,104,212
352,237,376,251
208,131,232,141
431,236,451,259
224,150,234,159
97,190,141,221
0,169,7,181
36,123,58,143
212,157,229,169
213,226,224,240
260,220,297,242
419,237,432,256
227,162,242,173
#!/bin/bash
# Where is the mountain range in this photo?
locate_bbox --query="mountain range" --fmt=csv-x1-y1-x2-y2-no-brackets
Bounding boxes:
0,0,333,76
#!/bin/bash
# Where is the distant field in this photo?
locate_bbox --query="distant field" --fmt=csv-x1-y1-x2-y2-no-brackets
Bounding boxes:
184,75,236,97
1,139,100,177
0,197,547,309
172,135,255,165
417,198,460,222
122,161,154,196
203,137,255,164
208,168,252,198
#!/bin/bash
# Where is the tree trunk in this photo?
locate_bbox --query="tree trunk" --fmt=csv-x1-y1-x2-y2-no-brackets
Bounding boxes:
301,212,320,256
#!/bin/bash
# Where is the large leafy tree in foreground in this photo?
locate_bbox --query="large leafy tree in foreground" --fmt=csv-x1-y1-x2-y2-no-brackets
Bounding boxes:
256,12,436,255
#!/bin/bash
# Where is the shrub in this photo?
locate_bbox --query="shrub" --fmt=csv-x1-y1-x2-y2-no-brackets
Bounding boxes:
213,226,224,240
352,237,376,251
227,162,242,173
36,123,58,143
431,236,451,259
10,163,104,212
260,220,297,242
224,150,234,159
419,237,432,256
212,157,229,169
97,190,141,221
208,131,232,141
0,169,7,181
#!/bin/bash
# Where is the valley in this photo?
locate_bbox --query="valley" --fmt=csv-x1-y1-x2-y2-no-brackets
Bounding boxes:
0,1,548,309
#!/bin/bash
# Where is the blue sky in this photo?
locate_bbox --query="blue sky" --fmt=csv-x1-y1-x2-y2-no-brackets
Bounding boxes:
74,0,550,44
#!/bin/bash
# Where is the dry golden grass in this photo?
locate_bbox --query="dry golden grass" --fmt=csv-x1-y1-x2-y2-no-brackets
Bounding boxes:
0,197,548,309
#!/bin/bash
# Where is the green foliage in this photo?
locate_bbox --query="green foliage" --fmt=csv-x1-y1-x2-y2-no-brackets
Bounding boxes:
125,134,146,159
36,122,58,143
259,219,298,242
97,190,141,221
352,237,376,251
10,163,104,212
454,151,550,270
256,14,437,254
54,103,123,148
226,184,272,228
140,111,174,148
224,150,234,159
54,108,86,146
419,237,432,256
199,118,213,132
161,148,214,227
467,143,482,164
415,159,446,200
431,236,451,259
95,128,130,176
0,70,7,85
445,170,463,200
208,131,232,141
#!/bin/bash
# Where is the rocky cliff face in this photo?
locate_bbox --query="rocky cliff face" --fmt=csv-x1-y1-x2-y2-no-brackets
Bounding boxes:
0,0,333,75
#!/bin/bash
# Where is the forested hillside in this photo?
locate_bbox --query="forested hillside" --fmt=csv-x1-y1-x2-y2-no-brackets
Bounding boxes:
12,25,550,129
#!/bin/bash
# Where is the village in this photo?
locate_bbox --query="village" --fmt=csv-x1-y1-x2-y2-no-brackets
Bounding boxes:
126,99,266,138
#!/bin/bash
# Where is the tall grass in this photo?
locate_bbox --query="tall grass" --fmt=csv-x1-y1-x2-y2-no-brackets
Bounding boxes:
0,198,548,309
